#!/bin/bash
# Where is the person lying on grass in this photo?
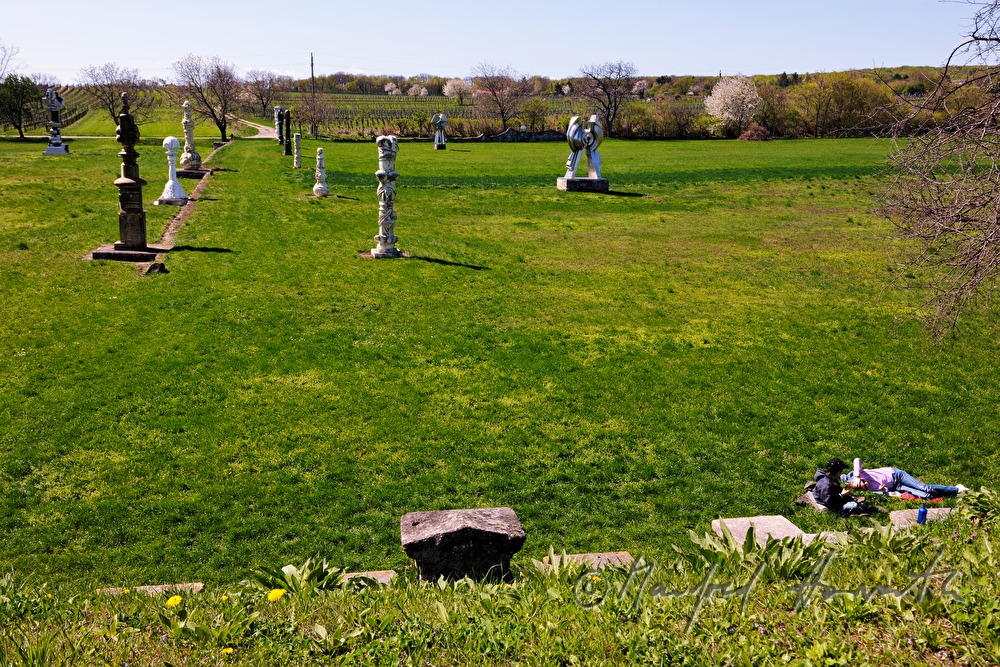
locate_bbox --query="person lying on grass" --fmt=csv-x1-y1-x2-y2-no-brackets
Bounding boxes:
813,457,870,515
842,458,968,500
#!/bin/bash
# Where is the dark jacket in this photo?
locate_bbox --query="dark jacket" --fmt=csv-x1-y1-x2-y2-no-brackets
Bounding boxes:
813,469,846,513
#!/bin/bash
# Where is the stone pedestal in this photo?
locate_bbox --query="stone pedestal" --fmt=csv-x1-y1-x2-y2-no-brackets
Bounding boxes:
434,144,447,150
312,147,329,197
557,177,609,193
293,133,301,168
42,88,69,155
400,507,526,581
283,110,292,156
155,136,188,206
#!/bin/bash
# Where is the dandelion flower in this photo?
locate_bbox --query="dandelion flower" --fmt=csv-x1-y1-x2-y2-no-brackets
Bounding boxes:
221,595,229,602
221,647,234,655
122,589,130,595
267,588,287,602
166,595,182,608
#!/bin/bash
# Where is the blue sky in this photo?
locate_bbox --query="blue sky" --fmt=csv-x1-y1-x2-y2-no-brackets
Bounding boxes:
1,0,979,83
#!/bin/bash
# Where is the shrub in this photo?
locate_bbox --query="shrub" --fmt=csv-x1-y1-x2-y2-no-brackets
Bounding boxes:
739,123,771,141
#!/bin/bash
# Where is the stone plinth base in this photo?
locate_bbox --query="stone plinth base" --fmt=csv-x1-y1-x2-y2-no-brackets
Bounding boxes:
154,198,188,207
177,168,211,180
96,582,203,596
43,144,70,155
371,247,404,259
401,507,526,582
890,507,952,529
434,144,447,150
91,243,168,263
557,177,609,193
344,570,397,585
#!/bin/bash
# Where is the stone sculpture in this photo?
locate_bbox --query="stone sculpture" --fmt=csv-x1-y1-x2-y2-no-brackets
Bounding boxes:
274,106,283,144
313,147,329,197
293,133,301,168
556,114,609,193
371,135,402,258
155,137,188,205
42,88,69,155
283,109,292,156
113,93,148,249
432,112,447,150
180,101,201,171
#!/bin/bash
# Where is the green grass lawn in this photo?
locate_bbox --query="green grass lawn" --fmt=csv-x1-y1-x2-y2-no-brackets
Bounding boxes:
1,136,997,591
57,104,258,139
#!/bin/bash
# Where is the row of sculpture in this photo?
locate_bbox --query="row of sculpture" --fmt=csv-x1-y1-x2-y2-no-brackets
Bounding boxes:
87,96,608,263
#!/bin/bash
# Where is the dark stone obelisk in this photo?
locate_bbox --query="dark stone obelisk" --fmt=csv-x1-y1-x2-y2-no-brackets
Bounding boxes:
114,93,148,250
283,109,292,156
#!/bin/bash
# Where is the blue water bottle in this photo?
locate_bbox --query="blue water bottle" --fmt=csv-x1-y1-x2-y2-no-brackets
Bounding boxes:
917,505,927,525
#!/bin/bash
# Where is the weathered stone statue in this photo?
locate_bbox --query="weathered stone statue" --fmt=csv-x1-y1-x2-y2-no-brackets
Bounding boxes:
556,114,609,193
155,136,188,205
274,106,283,144
371,135,402,258
293,133,301,168
283,109,292,156
432,112,447,150
180,101,202,171
113,93,148,249
313,147,329,197
42,88,69,155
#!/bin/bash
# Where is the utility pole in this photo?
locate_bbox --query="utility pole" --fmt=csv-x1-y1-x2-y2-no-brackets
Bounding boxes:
310,52,318,138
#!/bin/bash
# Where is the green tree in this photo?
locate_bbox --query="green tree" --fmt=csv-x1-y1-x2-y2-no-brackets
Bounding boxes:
0,73,38,138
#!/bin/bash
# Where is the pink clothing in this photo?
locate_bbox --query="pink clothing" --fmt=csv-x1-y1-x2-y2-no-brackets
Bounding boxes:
854,458,893,492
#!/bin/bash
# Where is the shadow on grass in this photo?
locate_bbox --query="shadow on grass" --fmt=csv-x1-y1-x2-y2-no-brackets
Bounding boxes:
410,255,489,271
335,194,360,201
605,190,648,198
169,245,235,254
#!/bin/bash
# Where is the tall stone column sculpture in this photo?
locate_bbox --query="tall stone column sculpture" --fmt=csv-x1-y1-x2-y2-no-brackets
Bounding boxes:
432,113,447,150
113,93,148,250
556,114,609,193
42,88,69,155
293,133,302,168
313,147,329,197
274,106,283,144
283,109,292,156
371,135,402,258
180,101,202,171
155,136,188,205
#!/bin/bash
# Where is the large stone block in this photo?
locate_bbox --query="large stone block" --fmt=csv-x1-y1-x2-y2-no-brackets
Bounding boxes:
400,507,526,582
556,177,609,193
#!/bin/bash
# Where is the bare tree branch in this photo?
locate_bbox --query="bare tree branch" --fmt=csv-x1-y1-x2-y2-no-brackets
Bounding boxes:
78,62,162,125
173,54,241,141
577,61,637,137
471,62,529,131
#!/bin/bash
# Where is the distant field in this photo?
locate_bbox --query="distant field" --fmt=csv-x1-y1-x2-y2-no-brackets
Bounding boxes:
1,136,997,591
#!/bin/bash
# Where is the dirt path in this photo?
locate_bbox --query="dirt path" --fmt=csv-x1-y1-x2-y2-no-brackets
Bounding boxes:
234,117,276,140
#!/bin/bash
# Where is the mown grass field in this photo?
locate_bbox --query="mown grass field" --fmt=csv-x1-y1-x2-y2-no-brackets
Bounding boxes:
1,135,998,593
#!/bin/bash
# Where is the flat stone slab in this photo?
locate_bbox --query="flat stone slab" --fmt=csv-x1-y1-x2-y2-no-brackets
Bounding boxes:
794,491,827,512
713,516,805,546
96,582,204,596
541,551,634,569
557,177,610,193
91,243,170,263
177,168,212,179
401,507,526,582
344,570,396,585
891,507,953,529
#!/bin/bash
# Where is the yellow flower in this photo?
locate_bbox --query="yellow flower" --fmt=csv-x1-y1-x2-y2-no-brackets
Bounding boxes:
122,589,130,595
221,647,234,655
45,593,53,599
221,595,229,602
166,595,183,608
267,588,287,602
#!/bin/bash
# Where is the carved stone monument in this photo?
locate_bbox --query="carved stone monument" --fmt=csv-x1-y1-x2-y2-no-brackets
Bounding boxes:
155,137,188,206
432,112,447,150
293,133,301,168
556,114,609,193
42,88,69,155
371,135,402,258
283,109,292,156
312,147,329,197
400,507,526,582
274,106,283,145
179,101,202,172
92,93,161,261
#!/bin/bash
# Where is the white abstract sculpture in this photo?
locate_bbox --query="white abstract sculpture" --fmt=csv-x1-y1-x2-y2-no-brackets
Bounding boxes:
155,136,188,205
371,135,402,258
180,101,201,171
313,147,329,197
274,106,283,144
432,112,447,150
293,133,302,168
556,114,608,192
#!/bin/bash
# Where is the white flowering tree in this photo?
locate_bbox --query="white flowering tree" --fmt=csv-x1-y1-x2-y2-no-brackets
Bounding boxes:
704,75,761,136
443,78,472,105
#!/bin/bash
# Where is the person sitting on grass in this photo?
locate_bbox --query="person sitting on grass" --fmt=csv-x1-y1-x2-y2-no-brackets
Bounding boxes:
842,458,968,499
813,457,868,515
